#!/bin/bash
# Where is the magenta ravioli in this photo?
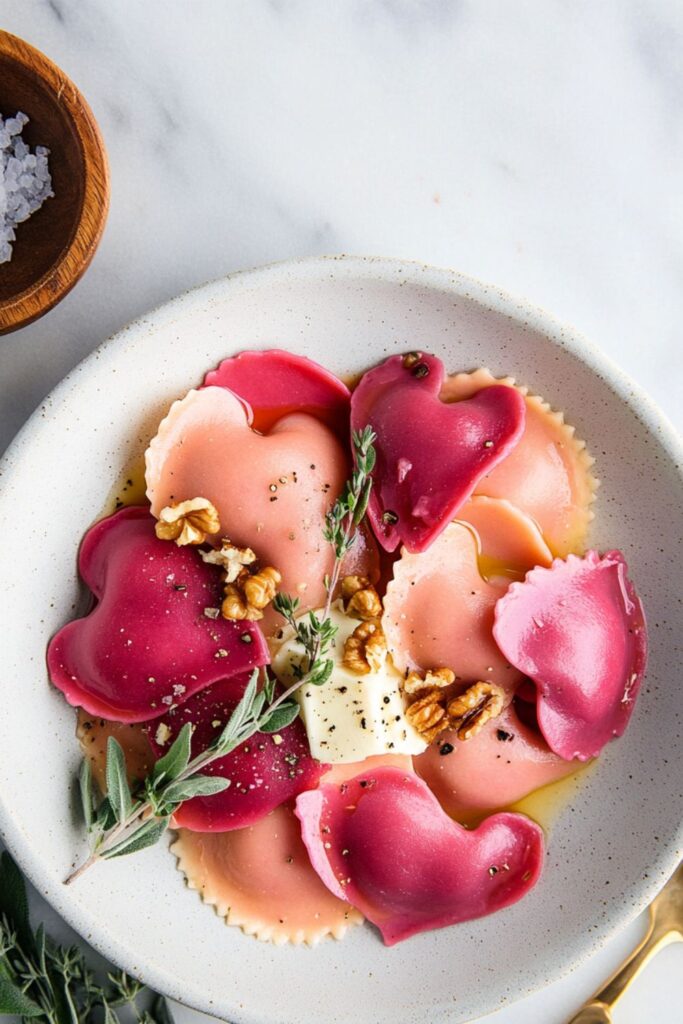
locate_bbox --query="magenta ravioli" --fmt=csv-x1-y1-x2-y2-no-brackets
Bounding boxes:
493,550,647,760
47,507,268,722
203,348,350,435
146,675,326,831
350,353,526,552
296,767,544,945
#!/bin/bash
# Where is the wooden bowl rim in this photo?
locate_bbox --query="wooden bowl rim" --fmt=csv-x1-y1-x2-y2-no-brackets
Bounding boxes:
0,29,110,334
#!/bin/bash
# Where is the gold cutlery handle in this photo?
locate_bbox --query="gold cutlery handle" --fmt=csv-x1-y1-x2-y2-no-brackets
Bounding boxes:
567,920,683,1023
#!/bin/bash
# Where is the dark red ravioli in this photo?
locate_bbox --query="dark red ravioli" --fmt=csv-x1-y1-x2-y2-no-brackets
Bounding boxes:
494,550,647,761
296,767,544,945
47,507,268,723
350,353,526,553
146,675,327,832
202,349,350,434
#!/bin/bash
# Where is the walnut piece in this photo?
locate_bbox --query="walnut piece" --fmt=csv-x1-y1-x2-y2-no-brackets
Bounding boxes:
221,566,282,622
403,667,455,696
155,497,220,546
343,620,387,675
341,574,383,620
201,538,256,582
405,690,448,743
447,681,506,741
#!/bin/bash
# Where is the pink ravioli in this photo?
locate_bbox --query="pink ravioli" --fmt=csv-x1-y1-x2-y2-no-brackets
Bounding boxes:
350,353,525,553
296,767,544,945
456,496,552,580
441,369,597,557
146,387,377,637
146,674,326,831
202,349,350,435
47,508,267,723
493,551,647,760
172,802,363,945
414,705,577,820
383,521,523,696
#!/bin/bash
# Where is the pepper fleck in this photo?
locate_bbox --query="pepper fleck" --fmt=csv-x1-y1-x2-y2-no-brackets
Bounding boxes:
412,362,429,379
439,742,454,756
382,510,399,526
496,728,514,742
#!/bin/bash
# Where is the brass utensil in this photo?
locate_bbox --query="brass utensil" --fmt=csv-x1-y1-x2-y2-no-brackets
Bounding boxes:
567,863,683,1023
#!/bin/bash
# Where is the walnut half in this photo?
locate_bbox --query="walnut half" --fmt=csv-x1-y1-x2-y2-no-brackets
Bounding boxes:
343,620,387,675
222,566,281,622
403,667,455,696
447,682,505,741
341,575,383,620
155,497,221,546
405,690,448,743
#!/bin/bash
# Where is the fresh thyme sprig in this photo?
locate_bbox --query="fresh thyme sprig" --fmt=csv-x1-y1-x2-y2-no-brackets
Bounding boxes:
273,425,376,682
0,852,174,1022
65,426,376,884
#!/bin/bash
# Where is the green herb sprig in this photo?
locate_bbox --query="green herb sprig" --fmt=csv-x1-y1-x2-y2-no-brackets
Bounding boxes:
273,425,376,682
0,852,173,1022
65,426,376,885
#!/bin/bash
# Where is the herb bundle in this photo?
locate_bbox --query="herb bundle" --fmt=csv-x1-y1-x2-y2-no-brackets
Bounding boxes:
65,427,376,884
0,852,173,1022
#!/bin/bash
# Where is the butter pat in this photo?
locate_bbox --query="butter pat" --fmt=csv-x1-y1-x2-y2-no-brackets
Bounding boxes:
271,602,426,763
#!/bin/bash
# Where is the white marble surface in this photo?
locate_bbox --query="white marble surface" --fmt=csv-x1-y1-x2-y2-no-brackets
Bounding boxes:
0,1,681,1021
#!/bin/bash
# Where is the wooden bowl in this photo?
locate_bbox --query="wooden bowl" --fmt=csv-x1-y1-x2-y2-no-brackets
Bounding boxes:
0,30,109,334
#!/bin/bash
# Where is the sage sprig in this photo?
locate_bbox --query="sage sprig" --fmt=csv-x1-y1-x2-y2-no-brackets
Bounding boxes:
65,426,376,884
66,670,299,884
0,852,174,1022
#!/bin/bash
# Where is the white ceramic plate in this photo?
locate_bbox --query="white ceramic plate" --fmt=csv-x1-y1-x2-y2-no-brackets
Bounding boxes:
0,256,681,1024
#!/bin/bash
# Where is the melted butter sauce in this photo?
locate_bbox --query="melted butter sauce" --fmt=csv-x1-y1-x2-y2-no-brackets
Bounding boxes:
106,456,148,514
449,759,594,833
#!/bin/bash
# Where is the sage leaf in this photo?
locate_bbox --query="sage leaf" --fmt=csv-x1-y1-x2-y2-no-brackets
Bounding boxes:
151,721,192,786
0,976,43,1016
0,851,33,953
260,700,301,733
150,994,176,1023
353,477,373,526
94,796,117,833
105,737,132,823
308,658,334,687
103,817,170,860
78,758,95,830
162,775,231,806
217,669,258,747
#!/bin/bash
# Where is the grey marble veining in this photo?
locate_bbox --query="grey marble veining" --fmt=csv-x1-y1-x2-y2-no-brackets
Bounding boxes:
0,1,681,1022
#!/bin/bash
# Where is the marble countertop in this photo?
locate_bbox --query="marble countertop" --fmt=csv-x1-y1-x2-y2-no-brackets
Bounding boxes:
0,1,681,1021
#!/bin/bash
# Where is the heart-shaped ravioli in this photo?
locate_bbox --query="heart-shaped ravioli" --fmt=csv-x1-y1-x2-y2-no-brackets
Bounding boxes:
203,349,350,435
296,767,544,945
145,674,326,831
146,387,377,636
172,802,363,946
47,508,268,722
493,550,647,760
441,369,598,557
350,354,526,552
413,705,577,820
382,521,523,696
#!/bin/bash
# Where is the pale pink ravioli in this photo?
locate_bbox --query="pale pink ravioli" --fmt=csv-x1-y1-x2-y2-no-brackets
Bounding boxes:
172,802,362,945
145,387,376,636
456,496,552,580
494,551,647,760
296,767,544,945
383,521,522,695
413,705,577,820
441,369,597,557
350,354,526,553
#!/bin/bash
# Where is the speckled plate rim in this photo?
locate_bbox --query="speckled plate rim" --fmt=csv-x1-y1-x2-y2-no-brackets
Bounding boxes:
0,254,681,1023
